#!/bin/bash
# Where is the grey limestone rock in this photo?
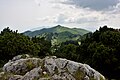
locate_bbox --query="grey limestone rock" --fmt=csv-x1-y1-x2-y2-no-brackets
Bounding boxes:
22,67,42,80
3,58,41,75
2,55,105,80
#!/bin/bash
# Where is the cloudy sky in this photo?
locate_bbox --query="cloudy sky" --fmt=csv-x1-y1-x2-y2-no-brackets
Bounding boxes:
0,0,120,32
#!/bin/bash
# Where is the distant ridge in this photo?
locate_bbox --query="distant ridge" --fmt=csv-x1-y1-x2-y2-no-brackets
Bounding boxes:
29,26,49,31
23,25,90,43
23,25,90,37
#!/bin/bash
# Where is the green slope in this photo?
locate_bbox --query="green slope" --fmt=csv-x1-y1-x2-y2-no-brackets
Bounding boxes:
23,25,90,37
23,25,90,44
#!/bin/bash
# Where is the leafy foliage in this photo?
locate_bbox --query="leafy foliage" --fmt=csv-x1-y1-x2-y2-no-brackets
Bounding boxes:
0,27,51,67
31,37,51,57
77,26,120,79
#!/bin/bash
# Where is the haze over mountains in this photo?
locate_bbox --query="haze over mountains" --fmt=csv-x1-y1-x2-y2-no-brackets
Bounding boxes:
24,25,90,43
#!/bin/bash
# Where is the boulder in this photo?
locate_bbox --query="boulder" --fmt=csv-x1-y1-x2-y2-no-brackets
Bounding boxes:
52,72,76,80
3,57,42,75
22,67,42,80
66,60,80,74
2,54,105,80
9,75,23,80
0,72,22,80
12,54,30,61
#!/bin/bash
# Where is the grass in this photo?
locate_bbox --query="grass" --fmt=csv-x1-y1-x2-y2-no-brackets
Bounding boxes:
0,68,3,72
73,68,85,80
26,60,36,71
0,72,14,80
100,76,105,80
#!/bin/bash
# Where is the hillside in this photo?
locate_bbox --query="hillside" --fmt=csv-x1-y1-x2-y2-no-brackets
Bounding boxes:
23,25,90,43
24,25,90,37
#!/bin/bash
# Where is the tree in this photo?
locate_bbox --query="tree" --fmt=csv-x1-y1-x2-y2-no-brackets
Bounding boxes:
77,26,120,79
31,37,51,57
0,27,40,66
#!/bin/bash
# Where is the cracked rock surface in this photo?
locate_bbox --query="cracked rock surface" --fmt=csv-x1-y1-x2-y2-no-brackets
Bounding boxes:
0,54,105,80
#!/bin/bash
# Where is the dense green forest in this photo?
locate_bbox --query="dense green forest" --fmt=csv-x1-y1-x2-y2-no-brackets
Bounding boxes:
0,26,120,79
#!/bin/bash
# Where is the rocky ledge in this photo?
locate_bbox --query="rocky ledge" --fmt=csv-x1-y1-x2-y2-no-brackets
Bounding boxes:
0,54,105,80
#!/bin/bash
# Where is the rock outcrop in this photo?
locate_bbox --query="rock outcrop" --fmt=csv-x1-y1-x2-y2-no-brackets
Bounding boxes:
0,54,105,80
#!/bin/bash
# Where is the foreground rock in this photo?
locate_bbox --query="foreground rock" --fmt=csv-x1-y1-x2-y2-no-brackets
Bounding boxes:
0,54,105,80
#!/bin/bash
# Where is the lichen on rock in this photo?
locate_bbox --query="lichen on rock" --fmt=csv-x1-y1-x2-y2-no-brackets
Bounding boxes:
1,54,105,80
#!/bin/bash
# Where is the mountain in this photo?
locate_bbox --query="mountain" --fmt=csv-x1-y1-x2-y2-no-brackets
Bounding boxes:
23,25,90,43
24,25,90,37
1,54,105,80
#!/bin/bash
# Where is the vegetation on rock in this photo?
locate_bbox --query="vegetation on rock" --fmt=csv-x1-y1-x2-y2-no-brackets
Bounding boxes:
1,55,105,80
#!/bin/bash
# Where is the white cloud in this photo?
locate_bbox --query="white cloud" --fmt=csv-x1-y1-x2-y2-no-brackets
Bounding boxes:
0,0,120,32
34,0,40,6
61,0,119,11
111,2,120,13
38,3,107,24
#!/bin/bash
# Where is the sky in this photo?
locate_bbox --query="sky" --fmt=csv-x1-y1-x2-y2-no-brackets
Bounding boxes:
0,0,120,32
